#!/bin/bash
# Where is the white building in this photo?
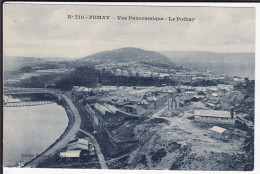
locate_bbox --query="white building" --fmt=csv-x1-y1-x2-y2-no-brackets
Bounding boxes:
194,109,236,125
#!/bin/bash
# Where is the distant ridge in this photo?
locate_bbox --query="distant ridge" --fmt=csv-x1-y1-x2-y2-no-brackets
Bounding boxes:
3,56,45,71
3,56,73,71
160,51,254,65
160,51,255,79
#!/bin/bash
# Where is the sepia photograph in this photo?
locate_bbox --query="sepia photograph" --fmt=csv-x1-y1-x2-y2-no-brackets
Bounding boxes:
2,2,255,172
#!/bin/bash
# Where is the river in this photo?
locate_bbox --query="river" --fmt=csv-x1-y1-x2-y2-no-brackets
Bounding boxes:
3,103,68,167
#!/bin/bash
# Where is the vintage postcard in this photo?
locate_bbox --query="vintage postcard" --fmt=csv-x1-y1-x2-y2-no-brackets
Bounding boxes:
2,2,255,172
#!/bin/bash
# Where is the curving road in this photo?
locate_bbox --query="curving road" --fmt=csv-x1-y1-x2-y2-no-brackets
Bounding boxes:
79,129,108,169
24,93,81,167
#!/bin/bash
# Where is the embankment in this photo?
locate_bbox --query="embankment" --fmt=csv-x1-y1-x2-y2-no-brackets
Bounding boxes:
24,94,75,167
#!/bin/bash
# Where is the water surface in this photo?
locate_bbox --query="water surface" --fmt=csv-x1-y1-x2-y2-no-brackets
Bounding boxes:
3,103,68,167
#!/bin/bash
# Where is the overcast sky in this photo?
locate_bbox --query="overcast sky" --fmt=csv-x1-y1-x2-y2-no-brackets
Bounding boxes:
3,4,255,58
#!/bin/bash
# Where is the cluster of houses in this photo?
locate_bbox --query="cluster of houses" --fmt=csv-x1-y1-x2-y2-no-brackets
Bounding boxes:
72,85,177,127
94,87,176,127
73,83,238,141
94,61,233,82
174,84,236,141
59,138,96,163
175,84,234,109
193,109,235,141
110,68,229,82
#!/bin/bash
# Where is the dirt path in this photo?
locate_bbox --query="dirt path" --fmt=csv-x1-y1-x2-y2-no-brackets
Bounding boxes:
106,154,129,163
79,129,108,169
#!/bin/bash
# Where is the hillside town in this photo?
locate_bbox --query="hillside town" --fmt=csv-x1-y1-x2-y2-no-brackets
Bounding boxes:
3,48,254,170
95,61,232,82
71,77,241,132
4,60,246,87
3,2,256,171
60,74,253,170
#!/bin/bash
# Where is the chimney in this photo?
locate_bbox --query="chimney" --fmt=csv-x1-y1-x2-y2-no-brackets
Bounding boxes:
230,107,234,119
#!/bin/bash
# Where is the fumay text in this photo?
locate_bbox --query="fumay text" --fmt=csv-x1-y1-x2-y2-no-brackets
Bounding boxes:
67,15,110,20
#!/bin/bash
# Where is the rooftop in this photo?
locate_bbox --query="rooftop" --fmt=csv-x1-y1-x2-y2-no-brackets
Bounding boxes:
69,138,89,145
139,99,149,105
129,89,149,95
184,91,197,94
60,150,81,158
94,103,112,115
146,96,157,102
210,126,226,134
104,103,118,113
194,109,231,118
125,104,147,115
155,93,168,99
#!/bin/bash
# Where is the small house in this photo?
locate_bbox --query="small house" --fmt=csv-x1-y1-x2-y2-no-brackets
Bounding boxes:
175,95,185,107
59,150,89,162
197,91,206,98
206,103,221,110
212,93,218,97
146,96,156,110
85,96,97,104
67,138,89,151
190,96,200,102
210,126,231,141
124,104,147,115
154,93,169,109
183,91,197,100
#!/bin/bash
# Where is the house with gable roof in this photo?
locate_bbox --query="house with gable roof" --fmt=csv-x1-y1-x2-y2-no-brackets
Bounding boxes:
210,126,231,141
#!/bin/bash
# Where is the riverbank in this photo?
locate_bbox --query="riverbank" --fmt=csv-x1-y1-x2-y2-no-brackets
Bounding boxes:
30,92,108,169
24,93,81,167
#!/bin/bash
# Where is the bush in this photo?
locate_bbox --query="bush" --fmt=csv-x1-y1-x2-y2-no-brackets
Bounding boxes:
151,148,167,163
